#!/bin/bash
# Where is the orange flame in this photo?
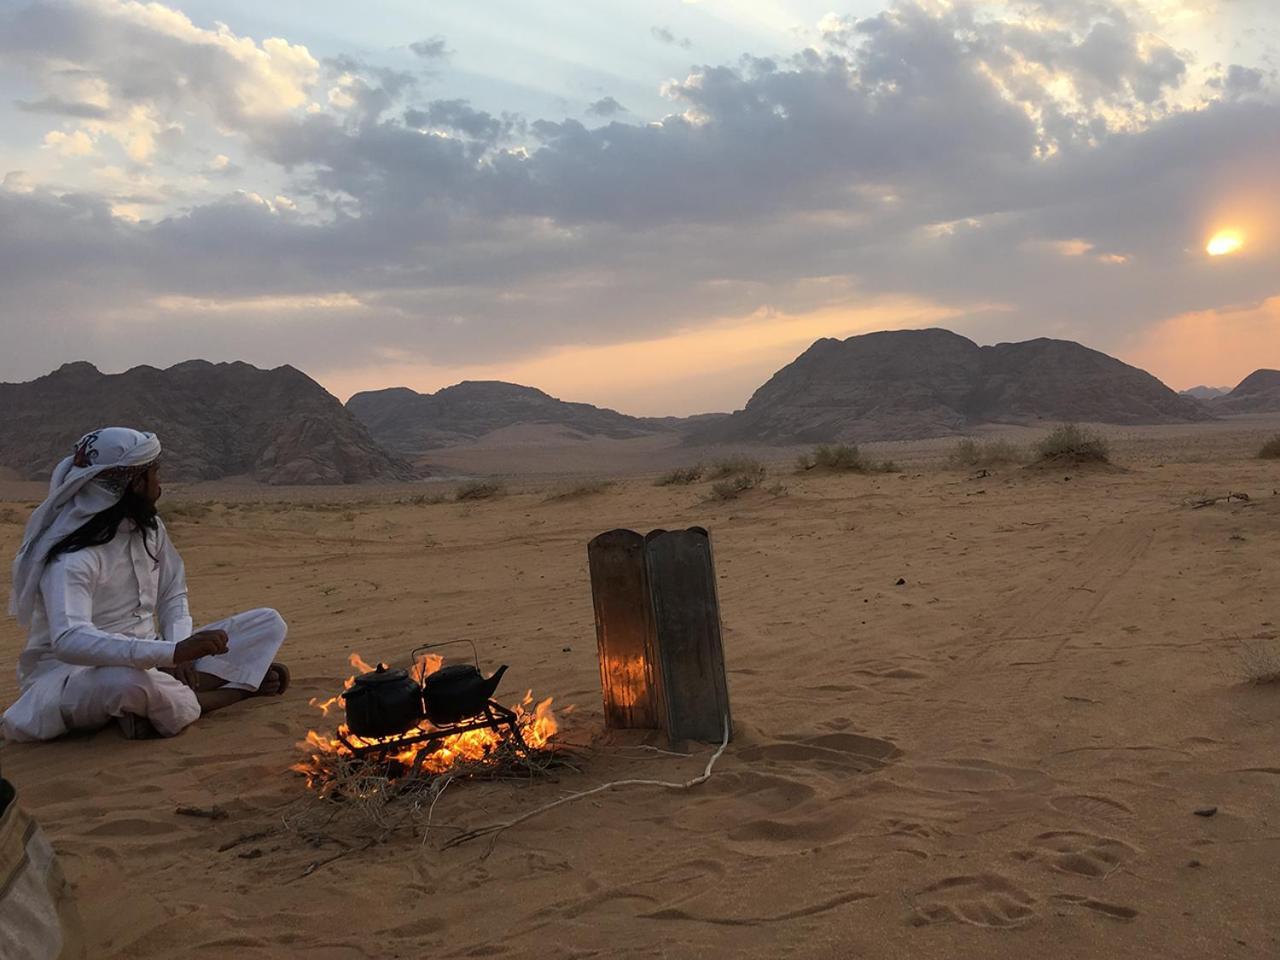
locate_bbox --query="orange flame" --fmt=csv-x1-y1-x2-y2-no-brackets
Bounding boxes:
294,653,562,788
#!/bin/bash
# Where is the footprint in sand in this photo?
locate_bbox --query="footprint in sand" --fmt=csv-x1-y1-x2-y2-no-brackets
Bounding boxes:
702,769,819,812
1028,830,1137,878
908,874,1037,928
80,817,179,839
887,818,948,840
735,732,901,773
1051,893,1138,921
642,890,874,927
1049,794,1135,825
908,758,1029,792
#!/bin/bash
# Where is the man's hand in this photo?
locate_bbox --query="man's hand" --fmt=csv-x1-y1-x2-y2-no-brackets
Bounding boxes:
174,629,229,664
160,662,201,690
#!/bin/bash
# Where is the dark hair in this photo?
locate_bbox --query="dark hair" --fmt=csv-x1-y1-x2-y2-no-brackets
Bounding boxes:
45,488,159,564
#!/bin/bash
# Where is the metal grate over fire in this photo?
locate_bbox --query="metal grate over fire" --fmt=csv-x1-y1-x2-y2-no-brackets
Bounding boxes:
293,641,563,794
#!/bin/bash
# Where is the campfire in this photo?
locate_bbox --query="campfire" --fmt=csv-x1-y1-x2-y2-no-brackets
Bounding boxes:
294,650,564,795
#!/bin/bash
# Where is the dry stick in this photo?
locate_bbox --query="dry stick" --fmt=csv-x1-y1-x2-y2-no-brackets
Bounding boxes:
444,716,731,857
422,775,454,847
1189,492,1250,509
288,838,376,883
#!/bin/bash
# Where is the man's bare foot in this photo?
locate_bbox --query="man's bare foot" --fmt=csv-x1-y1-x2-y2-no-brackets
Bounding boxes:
254,663,290,697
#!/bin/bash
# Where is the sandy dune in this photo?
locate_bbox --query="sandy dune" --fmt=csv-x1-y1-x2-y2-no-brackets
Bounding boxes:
2,423,1279,958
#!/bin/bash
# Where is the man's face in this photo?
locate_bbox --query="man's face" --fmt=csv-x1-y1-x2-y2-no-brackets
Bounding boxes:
133,464,162,504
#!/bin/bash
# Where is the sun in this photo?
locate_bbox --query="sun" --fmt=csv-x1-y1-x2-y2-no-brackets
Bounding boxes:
1206,230,1244,257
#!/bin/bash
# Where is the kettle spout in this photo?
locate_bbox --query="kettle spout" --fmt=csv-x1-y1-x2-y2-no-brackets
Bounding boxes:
481,664,509,699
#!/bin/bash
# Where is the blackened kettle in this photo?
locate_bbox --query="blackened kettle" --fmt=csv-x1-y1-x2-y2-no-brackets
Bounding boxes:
342,664,424,738
423,663,508,726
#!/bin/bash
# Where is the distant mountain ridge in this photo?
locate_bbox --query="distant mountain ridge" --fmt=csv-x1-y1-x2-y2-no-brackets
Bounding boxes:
689,329,1210,445
1210,369,1280,413
0,360,413,484
1180,385,1230,400
346,380,705,454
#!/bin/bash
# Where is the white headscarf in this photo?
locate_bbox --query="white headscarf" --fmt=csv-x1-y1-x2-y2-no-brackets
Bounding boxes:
9,428,162,627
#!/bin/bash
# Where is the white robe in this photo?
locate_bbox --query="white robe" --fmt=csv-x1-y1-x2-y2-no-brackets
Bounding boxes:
2,520,286,741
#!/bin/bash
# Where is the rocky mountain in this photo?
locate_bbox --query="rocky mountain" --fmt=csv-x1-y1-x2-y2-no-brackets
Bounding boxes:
1209,369,1280,413
346,380,684,454
1180,385,1230,400
0,361,414,484
688,329,1210,445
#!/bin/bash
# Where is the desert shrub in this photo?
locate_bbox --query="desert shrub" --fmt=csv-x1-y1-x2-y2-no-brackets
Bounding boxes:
655,464,704,486
1235,637,1280,684
816,444,864,471
708,457,766,481
796,443,893,473
1258,435,1280,459
1034,423,1110,464
708,473,761,501
949,438,1024,467
455,480,505,502
543,479,614,502
403,491,449,506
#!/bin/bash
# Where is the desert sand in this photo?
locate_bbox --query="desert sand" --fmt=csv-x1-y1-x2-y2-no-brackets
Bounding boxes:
2,420,1279,959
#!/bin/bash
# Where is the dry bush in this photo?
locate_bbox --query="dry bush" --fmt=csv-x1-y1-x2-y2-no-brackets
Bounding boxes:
1035,423,1110,464
0,507,20,525
1235,637,1280,685
708,457,766,481
543,479,615,502
1258,435,1280,459
402,491,449,506
455,480,505,502
797,443,864,472
655,464,704,486
949,438,1024,467
708,473,761,501
796,444,897,474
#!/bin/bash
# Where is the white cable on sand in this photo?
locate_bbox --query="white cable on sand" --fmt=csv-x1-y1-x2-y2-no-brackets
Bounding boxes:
444,715,731,857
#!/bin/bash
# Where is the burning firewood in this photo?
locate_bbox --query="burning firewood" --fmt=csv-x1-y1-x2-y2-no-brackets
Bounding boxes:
293,649,566,801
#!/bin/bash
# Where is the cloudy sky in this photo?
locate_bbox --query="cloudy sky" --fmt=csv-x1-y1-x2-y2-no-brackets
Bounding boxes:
0,0,1276,414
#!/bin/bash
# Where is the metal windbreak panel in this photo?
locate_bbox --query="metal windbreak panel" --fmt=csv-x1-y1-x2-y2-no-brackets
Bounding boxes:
645,528,732,745
587,529,662,730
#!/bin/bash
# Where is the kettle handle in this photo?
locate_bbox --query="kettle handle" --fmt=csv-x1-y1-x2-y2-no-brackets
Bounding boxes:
410,638,480,670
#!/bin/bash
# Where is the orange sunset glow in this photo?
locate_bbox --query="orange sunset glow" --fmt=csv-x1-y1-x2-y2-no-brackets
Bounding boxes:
1206,229,1245,256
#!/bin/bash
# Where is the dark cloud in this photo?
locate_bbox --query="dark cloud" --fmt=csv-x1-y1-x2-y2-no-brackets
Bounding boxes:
322,57,417,125
14,95,108,118
651,26,692,49
404,99,519,143
409,36,450,60
1208,63,1269,99
586,96,627,117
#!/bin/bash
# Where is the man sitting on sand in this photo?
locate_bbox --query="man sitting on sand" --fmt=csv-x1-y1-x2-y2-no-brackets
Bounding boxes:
3,427,289,741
